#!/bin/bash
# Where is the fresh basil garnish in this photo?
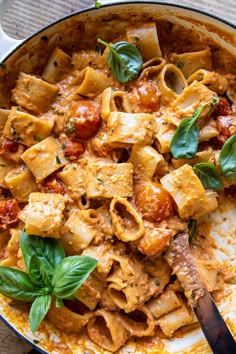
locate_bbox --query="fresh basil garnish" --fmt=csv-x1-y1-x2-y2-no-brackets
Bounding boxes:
0,266,39,302
95,1,102,8
52,256,98,299
29,294,52,333
170,104,206,159
188,219,197,243
0,232,98,333
193,162,224,190
219,133,236,182
29,255,52,288
20,231,65,276
170,96,220,159
97,39,143,83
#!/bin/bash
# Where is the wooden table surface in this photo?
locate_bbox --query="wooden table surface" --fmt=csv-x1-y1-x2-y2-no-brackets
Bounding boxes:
0,0,236,353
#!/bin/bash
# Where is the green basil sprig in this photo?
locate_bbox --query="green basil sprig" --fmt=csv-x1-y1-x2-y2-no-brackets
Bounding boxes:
170,104,205,159
95,1,102,9
219,133,236,182
193,162,224,190
97,38,143,83
0,232,97,333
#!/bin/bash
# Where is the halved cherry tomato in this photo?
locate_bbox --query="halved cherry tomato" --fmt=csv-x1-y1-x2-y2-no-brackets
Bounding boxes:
126,80,160,113
135,181,174,222
65,100,101,139
41,175,65,195
213,97,232,117
0,139,25,162
0,199,20,230
216,115,236,145
63,140,85,160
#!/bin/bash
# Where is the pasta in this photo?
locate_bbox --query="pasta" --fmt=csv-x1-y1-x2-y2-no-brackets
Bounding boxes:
160,164,218,219
0,17,235,354
169,47,213,78
12,72,59,113
110,196,145,242
3,107,54,147
126,22,162,60
158,63,187,103
72,66,112,98
22,192,65,238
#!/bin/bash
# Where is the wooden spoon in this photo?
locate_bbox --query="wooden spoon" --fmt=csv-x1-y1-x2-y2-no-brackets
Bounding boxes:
166,232,236,354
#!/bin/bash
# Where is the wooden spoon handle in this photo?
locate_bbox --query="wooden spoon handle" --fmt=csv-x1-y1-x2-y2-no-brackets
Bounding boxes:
194,291,236,354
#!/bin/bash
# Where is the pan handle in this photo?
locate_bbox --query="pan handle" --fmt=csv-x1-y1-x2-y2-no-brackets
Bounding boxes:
0,0,23,62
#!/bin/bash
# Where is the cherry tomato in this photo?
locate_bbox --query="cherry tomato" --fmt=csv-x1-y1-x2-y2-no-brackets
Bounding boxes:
66,100,101,139
63,140,85,160
126,80,160,113
217,115,235,137
0,199,20,230
135,182,174,222
0,139,25,162
41,175,65,194
216,115,236,145
213,98,232,117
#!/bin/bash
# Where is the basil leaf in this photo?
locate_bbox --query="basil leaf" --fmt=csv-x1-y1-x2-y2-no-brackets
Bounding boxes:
170,105,205,159
29,294,51,333
0,266,38,302
29,255,52,288
20,231,65,275
219,133,236,182
52,256,98,299
97,39,143,83
193,162,224,190
188,219,197,243
95,1,102,8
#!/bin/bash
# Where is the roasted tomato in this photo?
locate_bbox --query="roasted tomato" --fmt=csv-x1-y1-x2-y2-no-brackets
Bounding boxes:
216,115,236,144
0,139,25,162
0,199,20,230
213,97,232,117
126,80,160,113
65,100,101,139
63,140,85,160
217,115,236,138
135,181,174,222
137,221,173,256
41,175,65,194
